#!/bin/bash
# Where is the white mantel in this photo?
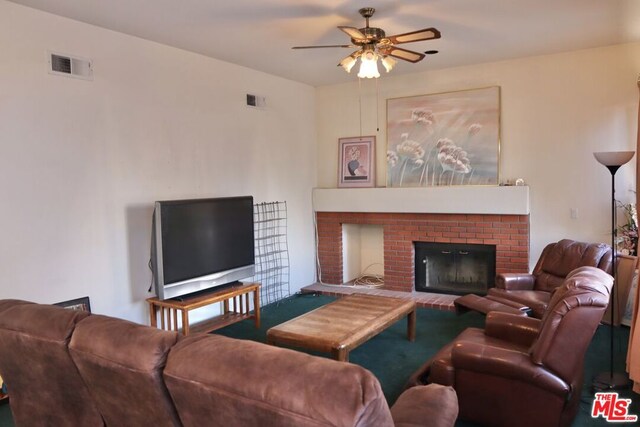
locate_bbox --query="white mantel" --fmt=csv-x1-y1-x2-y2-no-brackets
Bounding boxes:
312,186,530,215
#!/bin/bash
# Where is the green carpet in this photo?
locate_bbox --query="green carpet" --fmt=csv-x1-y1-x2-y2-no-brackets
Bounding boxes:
0,293,637,426
0,401,10,427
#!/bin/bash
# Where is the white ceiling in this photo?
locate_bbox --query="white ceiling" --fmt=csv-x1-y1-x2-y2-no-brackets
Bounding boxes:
9,0,640,87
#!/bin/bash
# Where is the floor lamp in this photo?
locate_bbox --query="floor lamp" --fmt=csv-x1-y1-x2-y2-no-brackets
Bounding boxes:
593,150,635,390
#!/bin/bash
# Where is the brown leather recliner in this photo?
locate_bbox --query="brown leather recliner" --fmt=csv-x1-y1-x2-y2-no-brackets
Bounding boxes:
408,266,613,427
488,239,612,317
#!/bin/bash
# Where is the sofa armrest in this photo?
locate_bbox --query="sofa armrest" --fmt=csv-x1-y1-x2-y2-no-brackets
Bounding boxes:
484,312,541,347
390,384,458,427
451,341,569,397
495,273,536,290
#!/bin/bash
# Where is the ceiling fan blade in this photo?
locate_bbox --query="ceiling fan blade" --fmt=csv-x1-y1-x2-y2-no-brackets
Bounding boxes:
380,46,425,63
292,44,354,49
338,26,367,41
336,51,360,63
386,28,441,45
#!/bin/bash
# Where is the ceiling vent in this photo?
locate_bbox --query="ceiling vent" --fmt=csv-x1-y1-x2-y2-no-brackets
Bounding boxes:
47,51,93,81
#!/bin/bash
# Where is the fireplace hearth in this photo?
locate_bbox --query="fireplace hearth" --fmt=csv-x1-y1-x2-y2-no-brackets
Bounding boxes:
414,242,496,295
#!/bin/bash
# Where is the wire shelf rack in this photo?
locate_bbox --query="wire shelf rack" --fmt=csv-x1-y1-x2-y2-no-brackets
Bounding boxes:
253,201,290,305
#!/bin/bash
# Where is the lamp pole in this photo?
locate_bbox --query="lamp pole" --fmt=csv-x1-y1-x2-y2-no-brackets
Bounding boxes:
592,151,635,390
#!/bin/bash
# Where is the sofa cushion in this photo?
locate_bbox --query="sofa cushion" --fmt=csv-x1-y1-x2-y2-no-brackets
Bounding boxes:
69,314,180,427
164,334,394,427
390,384,458,427
0,300,103,426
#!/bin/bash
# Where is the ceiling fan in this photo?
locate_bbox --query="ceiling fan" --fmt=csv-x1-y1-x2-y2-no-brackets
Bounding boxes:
292,7,441,78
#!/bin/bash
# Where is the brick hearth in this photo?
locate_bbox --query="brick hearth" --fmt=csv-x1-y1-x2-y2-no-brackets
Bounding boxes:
316,212,530,292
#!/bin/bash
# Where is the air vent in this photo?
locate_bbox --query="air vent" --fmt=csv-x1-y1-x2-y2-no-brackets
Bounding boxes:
47,51,93,81
51,54,71,73
246,93,266,109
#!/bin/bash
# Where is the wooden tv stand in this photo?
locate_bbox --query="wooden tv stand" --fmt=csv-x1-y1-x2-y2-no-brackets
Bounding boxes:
147,282,260,336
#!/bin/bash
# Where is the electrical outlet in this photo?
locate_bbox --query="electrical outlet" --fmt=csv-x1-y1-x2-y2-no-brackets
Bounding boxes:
570,208,578,219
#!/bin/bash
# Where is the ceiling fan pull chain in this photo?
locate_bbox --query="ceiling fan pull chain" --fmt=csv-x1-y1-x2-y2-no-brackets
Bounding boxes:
358,77,363,137
376,77,380,132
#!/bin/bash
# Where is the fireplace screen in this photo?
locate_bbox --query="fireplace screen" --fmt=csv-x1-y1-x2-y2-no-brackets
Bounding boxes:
415,242,496,295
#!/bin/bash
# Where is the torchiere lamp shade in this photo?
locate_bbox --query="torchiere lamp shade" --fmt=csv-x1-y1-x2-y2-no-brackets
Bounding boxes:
594,151,635,167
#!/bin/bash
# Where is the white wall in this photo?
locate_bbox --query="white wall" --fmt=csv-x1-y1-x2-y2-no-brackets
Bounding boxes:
359,225,384,276
0,1,317,323
342,224,361,282
317,43,640,267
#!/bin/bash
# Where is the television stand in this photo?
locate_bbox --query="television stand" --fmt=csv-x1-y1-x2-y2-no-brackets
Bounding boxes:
147,282,260,336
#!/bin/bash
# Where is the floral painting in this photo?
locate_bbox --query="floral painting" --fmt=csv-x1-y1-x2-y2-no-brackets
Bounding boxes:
386,87,500,187
338,136,375,188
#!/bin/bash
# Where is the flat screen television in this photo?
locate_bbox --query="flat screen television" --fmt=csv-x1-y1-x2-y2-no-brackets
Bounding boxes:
151,196,255,300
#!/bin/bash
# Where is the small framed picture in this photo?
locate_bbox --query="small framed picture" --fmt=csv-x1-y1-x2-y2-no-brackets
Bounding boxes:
54,296,91,313
338,136,375,188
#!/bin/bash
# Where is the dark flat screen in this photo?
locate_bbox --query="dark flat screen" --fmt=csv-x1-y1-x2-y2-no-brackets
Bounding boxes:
159,196,254,284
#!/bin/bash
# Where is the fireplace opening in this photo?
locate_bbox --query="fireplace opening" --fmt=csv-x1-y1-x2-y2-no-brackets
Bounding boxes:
415,242,496,295
342,224,384,281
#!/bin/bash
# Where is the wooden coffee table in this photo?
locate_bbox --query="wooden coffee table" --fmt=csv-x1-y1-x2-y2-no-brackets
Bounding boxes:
266,294,416,362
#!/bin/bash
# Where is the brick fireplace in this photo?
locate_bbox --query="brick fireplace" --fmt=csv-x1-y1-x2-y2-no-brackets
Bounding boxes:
316,211,529,292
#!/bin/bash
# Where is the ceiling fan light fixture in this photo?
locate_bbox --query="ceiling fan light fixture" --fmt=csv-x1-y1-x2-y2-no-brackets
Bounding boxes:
294,7,440,80
339,55,357,73
357,50,380,79
381,56,396,73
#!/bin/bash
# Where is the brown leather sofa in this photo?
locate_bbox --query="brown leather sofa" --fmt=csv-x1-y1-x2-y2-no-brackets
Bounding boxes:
0,299,458,427
407,266,614,427
488,239,612,317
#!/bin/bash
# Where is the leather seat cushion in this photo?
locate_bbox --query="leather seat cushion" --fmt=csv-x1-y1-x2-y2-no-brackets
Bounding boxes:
427,327,531,387
454,294,526,316
428,341,456,386
488,289,551,317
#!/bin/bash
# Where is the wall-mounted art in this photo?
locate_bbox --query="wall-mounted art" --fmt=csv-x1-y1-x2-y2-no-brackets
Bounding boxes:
386,86,500,187
54,296,91,313
338,136,375,188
